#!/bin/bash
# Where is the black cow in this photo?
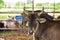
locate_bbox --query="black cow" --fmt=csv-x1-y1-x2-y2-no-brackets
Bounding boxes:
0,21,4,28
0,20,4,31
0,22,4,28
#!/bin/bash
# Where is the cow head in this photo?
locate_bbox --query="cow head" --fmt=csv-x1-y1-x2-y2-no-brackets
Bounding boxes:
28,10,48,34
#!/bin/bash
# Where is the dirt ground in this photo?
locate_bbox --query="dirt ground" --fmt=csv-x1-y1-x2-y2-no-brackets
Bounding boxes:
0,31,33,40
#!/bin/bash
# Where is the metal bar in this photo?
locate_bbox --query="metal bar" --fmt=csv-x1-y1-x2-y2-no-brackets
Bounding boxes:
47,11,60,13
53,0,55,18
32,0,34,14
0,28,28,30
0,20,22,21
0,28,20,30
0,11,22,13
23,0,25,11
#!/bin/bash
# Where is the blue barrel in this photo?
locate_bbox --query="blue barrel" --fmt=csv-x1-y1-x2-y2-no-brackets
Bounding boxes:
15,15,22,20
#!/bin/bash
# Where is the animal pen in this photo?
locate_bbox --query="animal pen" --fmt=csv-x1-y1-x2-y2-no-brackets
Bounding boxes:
0,11,32,40
0,0,60,40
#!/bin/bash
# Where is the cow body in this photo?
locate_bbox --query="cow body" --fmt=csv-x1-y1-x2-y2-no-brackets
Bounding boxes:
35,21,60,40
35,14,60,40
4,20,20,28
27,10,60,40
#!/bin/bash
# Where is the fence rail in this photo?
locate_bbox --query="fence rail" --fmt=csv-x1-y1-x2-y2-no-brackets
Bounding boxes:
47,11,60,13
0,28,29,31
0,28,20,30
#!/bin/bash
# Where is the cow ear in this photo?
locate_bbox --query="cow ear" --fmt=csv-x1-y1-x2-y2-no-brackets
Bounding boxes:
39,18,47,23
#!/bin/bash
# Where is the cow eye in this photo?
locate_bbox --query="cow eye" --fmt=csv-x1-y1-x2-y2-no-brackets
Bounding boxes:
39,18,46,23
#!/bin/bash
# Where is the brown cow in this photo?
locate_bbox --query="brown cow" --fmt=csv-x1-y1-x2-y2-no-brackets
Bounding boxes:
28,10,60,40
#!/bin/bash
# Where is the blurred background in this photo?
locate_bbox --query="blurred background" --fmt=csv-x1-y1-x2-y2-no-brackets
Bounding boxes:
0,0,60,19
